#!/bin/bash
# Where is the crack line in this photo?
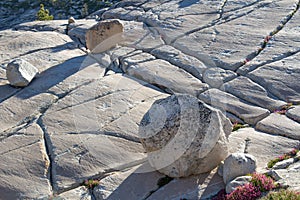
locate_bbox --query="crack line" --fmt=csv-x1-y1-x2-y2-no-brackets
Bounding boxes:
235,0,300,71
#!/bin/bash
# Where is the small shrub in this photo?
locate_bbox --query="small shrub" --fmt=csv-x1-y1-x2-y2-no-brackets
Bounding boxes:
37,4,54,21
250,173,275,192
83,179,100,189
260,189,300,200
274,103,293,115
212,173,276,200
226,183,261,200
232,122,248,132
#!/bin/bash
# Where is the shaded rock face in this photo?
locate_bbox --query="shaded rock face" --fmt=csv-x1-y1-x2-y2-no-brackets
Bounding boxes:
222,153,257,184
6,58,38,87
86,19,124,53
139,94,232,177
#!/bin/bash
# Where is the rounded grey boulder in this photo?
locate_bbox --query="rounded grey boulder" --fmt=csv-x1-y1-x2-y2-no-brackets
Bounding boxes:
139,94,232,177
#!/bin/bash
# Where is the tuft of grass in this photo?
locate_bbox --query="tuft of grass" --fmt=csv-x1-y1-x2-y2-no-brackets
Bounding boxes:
232,122,248,132
259,189,300,200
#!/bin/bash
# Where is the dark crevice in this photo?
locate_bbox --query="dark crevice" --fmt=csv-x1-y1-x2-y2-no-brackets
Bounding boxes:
244,138,251,153
217,0,228,20
37,118,55,194
67,130,140,143
144,176,174,200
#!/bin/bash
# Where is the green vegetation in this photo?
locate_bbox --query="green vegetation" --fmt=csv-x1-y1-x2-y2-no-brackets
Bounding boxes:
260,189,300,200
267,148,299,169
36,4,54,20
83,179,100,189
232,122,248,132
39,0,119,18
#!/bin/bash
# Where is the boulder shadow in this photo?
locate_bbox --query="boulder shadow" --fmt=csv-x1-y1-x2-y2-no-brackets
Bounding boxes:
104,162,224,199
178,0,199,8
13,54,99,100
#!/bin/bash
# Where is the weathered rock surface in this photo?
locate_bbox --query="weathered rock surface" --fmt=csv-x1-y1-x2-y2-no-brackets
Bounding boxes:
203,68,237,89
272,158,295,170
1,0,300,199
139,94,231,177
256,113,300,140
41,74,167,191
123,58,209,96
173,0,298,70
6,58,38,87
228,128,300,171
86,19,124,53
286,106,300,123
150,45,207,80
223,76,286,111
58,186,91,200
0,123,51,199
93,164,165,200
222,153,257,184
247,53,300,104
199,88,270,125
268,157,300,192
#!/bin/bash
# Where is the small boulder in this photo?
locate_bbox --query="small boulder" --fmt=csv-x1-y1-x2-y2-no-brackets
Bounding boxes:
6,59,38,87
139,94,232,177
68,16,76,24
226,175,252,193
86,19,124,54
223,153,257,184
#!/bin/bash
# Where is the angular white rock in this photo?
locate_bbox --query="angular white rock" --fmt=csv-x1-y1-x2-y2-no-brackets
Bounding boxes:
6,58,38,87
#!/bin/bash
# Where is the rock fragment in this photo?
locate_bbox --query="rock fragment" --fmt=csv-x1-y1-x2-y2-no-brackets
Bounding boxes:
6,58,38,87
86,19,124,53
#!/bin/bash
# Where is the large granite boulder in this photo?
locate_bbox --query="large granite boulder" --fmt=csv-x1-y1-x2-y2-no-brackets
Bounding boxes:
86,19,124,53
139,94,232,177
6,58,38,87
